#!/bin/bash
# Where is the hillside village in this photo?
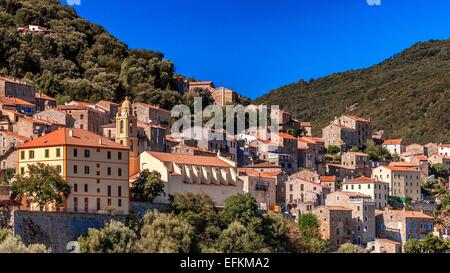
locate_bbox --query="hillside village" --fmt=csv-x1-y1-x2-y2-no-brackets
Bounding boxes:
0,70,449,253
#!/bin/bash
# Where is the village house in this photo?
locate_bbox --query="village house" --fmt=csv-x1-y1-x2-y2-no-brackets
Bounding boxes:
383,139,405,156
326,191,376,245
439,144,450,156
312,206,353,248
372,166,421,202
212,87,239,107
341,151,371,177
375,209,434,247
0,77,36,104
319,176,337,191
13,115,63,139
171,143,216,157
290,169,320,183
405,143,428,156
286,177,331,217
390,161,429,185
0,96,35,115
327,163,356,181
323,115,372,150
188,81,215,92
367,238,402,253
342,177,389,209
0,130,27,171
17,128,130,214
17,25,51,34
240,170,282,211
425,143,439,156
35,92,56,112
57,105,110,135
33,109,75,128
298,136,326,175
132,102,170,129
300,122,312,137
96,100,119,120
139,151,243,207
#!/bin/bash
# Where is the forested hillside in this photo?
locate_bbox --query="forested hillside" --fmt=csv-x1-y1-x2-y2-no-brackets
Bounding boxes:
0,0,185,108
254,39,450,144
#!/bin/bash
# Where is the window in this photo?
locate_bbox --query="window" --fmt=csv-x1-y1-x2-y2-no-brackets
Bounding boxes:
118,199,122,207
84,149,90,158
74,197,78,212
107,198,112,206
289,184,293,191
74,183,78,192
107,151,111,159
118,186,122,197
84,198,88,212
73,165,78,174
96,198,101,211
108,186,111,197
20,167,25,174
80,114,84,120
84,184,88,193
118,152,122,160
118,168,122,177
29,150,35,159
56,165,62,174
44,149,49,158
73,148,78,157
85,166,90,174
107,167,111,176
56,148,61,157
20,151,25,160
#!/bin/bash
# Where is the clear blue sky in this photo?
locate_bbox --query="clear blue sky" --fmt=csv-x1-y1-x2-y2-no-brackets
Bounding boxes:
64,0,450,99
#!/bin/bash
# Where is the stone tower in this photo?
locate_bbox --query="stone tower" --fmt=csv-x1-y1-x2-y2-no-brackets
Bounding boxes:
116,97,139,177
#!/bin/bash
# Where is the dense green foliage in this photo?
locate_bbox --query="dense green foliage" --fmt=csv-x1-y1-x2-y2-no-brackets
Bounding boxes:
78,220,138,253
404,235,450,253
0,0,186,107
254,39,450,143
11,163,71,211
364,140,393,162
297,213,329,253
131,170,165,202
0,229,48,253
430,163,449,180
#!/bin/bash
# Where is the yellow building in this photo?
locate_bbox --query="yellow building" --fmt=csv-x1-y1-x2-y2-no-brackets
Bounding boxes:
116,97,139,177
17,128,130,214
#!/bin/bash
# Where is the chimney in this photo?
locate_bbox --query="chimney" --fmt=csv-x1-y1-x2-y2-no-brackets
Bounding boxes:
69,130,73,137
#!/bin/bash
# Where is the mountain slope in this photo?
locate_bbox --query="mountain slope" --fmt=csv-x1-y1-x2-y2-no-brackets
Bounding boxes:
0,0,184,108
253,39,450,144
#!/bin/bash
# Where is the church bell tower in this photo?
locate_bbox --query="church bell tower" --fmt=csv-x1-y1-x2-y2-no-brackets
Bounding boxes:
116,97,139,177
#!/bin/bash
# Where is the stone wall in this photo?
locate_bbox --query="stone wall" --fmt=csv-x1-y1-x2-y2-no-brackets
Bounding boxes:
13,210,127,253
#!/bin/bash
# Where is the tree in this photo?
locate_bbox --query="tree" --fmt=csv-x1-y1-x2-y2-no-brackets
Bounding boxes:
260,212,291,252
221,194,259,227
298,213,320,239
215,222,267,253
0,234,48,253
131,170,165,202
404,235,449,253
138,210,193,253
337,243,367,253
326,145,341,155
11,163,71,211
171,193,224,250
77,220,138,253
431,163,449,181
287,128,298,138
183,87,215,111
364,140,393,162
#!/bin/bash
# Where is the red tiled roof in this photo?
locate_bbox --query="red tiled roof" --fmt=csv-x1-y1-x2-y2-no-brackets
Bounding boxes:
246,170,283,178
320,176,336,182
299,136,324,145
0,96,34,106
389,210,433,219
96,100,119,109
18,128,128,150
343,176,388,185
300,122,312,127
146,151,234,168
315,205,352,212
348,151,369,157
248,162,282,169
35,93,56,101
389,162,420,167
189,81,214,86
439,144,450,148
383,139,403,145
345,115,370,123
383,166,420,172
278,132,297,140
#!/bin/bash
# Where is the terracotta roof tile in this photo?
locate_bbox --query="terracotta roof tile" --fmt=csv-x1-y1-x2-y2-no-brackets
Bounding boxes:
18,128,128,150
0,96,34,106
35,93,56,101
343,176,388,185
146,151,234,168
383,139,403,145
320,176,336,182
389,210,433,219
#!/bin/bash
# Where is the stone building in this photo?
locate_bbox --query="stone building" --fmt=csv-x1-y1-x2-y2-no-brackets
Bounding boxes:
0,130,27,170
323,115,372,150
312,206,353,248
375,209,434,247
212,87,239,107
188,81,215,92
326,191,376,245
57,105,110,135
298,136,326,175
405,144,428,156
383,139,405,156
240,170,280,210
286,177,331,216
33,109,75,128
0,96,35,115
0,77,36,104
342,177,389,209
35,92,56,112
13,115,62,140
96,100,119,120
341,151,371,177
132,102,170,129
372,166,421,202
